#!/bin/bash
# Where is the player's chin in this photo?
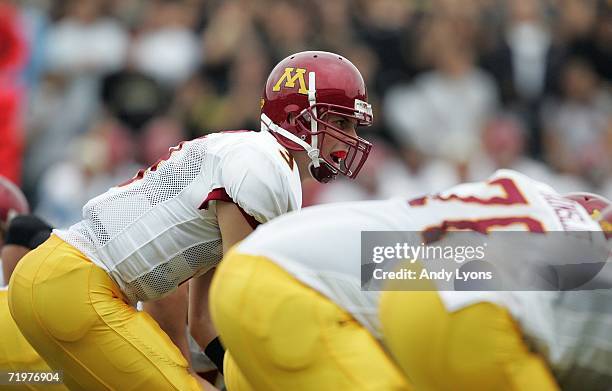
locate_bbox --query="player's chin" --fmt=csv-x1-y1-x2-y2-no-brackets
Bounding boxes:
327,157,345,174
309,161,339,183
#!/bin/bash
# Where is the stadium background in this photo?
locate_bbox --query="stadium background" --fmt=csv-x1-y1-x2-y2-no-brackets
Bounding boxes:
0,0,610,228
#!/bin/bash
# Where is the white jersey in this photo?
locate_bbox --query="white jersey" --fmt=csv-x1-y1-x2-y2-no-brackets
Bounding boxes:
237,169,610,388
56,131,302,303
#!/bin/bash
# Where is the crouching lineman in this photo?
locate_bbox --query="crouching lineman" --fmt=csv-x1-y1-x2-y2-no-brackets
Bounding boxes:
8,51,374,391
209,169,611,390
0,177,65,390
379,192,612,391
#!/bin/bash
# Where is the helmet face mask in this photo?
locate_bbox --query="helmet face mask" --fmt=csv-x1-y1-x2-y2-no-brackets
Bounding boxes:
260,51,373,183
294,104,372,179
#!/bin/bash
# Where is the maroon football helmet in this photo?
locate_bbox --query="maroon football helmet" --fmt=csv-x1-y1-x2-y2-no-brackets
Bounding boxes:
564,192,612,239
0,176,29,229
261,51,373,183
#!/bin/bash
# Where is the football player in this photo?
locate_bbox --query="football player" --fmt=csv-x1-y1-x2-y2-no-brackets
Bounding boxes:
379,192,612,391
0,176,64,390
8,51,373,390
209,170,611,390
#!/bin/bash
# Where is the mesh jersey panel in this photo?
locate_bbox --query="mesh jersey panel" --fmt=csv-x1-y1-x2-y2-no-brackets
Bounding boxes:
56,138,222,303
56,131,301,303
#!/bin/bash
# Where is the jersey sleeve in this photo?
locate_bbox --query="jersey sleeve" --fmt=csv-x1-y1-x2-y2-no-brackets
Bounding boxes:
217,144,296,226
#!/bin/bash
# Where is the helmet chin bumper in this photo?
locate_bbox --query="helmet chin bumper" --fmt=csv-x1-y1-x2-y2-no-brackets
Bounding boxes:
309,160,338,183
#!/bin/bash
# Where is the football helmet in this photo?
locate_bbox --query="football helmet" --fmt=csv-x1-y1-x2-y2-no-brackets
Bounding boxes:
0,176,29,229
564,192,612,239
260,51,373,183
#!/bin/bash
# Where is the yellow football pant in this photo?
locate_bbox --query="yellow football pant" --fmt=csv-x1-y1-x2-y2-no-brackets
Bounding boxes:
8,235,201,391
223,351,255,391
210,251,411,391
0,289,68,391
379,290,560,391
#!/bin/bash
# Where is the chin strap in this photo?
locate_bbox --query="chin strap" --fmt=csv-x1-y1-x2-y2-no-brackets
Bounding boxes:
261,71,322,169
261,113,317,155
261,113,339,183
261,71,337,182
309,160,338,183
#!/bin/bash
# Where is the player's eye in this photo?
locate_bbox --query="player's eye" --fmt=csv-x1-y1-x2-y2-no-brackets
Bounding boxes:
333,119,347,128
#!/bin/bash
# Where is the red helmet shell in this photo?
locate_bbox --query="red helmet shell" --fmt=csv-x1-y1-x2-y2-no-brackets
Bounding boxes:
564,192,612,239
564,192,611,217
0,176,29,226
262,51,370,148
261,51,372,180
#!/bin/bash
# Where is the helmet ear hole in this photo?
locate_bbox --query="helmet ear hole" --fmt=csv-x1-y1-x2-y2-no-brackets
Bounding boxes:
287,113,296,125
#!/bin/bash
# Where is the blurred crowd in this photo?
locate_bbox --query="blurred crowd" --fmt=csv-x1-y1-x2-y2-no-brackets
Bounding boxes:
0,0,610,228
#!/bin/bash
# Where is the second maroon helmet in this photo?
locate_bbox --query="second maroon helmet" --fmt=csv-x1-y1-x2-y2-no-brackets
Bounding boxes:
0,176,29,227
564,192,612,239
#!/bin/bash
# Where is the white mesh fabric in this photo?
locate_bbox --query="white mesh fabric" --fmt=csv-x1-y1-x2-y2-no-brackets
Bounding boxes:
56,138,222,303
78,140,204,244
119,239,223,303
55,131,302,304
